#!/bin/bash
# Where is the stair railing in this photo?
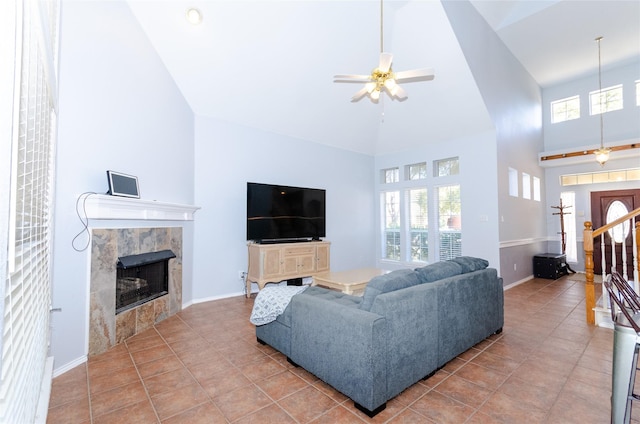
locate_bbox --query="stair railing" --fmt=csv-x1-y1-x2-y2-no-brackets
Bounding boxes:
583,207,640,325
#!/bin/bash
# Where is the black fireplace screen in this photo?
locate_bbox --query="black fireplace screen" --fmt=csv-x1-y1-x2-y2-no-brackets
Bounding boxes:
116,249,175,314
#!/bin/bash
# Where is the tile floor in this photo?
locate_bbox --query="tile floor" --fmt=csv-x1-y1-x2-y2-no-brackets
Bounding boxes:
48,274,628,423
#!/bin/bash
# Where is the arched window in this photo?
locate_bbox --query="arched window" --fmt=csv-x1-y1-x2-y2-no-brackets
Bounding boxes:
606,200,630,243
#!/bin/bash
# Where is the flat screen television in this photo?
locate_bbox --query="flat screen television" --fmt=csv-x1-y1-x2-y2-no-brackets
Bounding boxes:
247,182,326,243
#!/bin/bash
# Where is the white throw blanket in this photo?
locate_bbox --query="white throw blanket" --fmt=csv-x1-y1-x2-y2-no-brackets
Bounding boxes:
250,285,308,325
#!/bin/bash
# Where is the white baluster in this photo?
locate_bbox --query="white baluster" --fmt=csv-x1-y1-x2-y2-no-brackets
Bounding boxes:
611,234,617,275
601,235,607,282
633,216,639,294
622,223,628,280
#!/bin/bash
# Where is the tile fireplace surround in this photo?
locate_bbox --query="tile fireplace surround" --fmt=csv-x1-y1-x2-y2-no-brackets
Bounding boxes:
89,227,182,357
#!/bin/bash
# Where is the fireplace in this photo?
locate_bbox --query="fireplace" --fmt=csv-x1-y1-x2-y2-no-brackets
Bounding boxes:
116,249,176,314
89,227,183,357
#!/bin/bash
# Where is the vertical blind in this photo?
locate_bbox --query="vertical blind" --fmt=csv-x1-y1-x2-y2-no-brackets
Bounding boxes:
1,0,59,422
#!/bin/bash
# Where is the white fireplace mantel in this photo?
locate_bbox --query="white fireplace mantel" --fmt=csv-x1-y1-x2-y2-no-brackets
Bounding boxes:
83,194,200,221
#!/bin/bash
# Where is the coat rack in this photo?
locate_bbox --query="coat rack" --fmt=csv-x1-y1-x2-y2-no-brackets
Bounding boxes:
551,199,576,273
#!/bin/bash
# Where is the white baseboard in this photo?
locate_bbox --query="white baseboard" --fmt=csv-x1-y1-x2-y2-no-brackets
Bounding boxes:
34,356,54,424
503,275,534,291
53,354,87,378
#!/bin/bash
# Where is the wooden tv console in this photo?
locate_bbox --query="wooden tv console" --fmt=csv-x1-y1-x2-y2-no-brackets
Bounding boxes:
246,241,330,297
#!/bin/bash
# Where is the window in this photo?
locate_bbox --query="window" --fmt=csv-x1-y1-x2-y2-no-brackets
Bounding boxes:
522,173,531,200
1,0,59,422
590,84,623,115
636,80,640,106
508,168,518,197
406,162,427,181
560,168,640,186
382,191,400,260
380,158,461,265
381,168,399,184
438,185,461,261
551,95,580,123
408,189,428,262
435,157,459,177
560,192,577,263
533,177,541,201
606,200,631,244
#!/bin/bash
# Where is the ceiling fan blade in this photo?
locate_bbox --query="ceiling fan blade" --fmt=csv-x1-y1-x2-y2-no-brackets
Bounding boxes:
333,74,373,83
395,68,435,82
350,86,370,102
379,52,393,72
392,84,408,100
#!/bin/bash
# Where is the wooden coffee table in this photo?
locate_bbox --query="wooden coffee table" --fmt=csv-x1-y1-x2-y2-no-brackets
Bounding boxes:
312,268,388,295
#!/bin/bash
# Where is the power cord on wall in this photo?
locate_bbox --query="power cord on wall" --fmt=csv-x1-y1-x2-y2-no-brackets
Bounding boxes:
71,192,97,252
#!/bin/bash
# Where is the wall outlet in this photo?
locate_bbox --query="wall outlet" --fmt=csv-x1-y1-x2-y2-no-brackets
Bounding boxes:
238,271,246,280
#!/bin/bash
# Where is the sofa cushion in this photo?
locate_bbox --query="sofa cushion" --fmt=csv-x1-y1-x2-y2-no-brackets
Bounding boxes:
449,256,489,273
301,285,362,308
414,261,462,284
360,269,420,311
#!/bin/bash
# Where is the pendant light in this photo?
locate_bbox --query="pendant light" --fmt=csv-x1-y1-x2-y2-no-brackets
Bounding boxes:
593,36,610,166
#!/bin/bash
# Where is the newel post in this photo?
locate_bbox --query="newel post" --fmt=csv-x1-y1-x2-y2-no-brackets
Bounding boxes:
584,221,595,325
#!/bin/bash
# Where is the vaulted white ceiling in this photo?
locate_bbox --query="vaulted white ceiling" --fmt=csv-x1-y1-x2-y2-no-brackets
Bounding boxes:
127,0,640,156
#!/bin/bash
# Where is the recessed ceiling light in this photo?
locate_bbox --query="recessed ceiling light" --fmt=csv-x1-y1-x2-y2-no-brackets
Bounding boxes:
186,8,202,25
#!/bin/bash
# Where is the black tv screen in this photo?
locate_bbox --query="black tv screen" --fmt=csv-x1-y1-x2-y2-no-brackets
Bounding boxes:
247,182,326,242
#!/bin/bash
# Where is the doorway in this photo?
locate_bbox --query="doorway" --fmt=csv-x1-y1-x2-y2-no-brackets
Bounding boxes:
590,189,640,277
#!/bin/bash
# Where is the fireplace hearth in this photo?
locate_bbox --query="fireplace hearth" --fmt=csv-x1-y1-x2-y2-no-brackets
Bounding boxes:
116,249,176,314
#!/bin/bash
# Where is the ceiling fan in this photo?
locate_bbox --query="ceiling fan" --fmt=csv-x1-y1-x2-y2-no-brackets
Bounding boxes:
333,0,435,103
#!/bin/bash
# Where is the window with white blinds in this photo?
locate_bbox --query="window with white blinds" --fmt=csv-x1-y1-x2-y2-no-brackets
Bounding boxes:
1,0,59,422
438,185,462,261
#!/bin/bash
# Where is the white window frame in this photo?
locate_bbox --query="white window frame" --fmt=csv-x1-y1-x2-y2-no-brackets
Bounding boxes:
436,184,462,261
590,84,623,115
533,176,541,202
381,167,399,184
560,192,577,263
508,168,519,197
551,95,580,123
522,173,531,200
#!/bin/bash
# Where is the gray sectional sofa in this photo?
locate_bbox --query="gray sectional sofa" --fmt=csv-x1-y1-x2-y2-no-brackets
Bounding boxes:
254,257,504,417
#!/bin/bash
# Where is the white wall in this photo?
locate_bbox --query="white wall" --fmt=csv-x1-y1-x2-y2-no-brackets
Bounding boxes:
543,60,640,151
192,116,376,300
443,1,545,283
52,0,195,373
541,60,640,271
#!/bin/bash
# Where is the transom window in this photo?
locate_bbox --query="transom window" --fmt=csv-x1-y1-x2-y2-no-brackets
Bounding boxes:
590,84,623,115
435,157,459,177
381,167,399,184
551,95,580,123
406,162,427,180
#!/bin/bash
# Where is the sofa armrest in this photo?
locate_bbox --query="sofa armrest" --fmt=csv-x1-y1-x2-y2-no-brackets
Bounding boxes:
290,293,387,412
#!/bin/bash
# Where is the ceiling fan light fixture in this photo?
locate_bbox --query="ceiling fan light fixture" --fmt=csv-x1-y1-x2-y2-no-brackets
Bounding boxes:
384,78,398,94
332,0,434,103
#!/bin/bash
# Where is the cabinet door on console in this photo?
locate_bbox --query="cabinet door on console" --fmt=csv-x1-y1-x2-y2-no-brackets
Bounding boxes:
283,257,299,275
316,244,330,271
262,249,282,278
298,255,315,273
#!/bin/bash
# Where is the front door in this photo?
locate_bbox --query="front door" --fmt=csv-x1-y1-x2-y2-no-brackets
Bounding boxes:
590,189,640,277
